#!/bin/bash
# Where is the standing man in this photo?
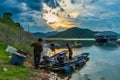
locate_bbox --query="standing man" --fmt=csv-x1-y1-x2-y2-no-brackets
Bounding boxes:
50,43,56,54
66,43,73,60
31,38,43,69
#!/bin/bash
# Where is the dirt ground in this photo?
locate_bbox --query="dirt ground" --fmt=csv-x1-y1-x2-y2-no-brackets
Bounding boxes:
23,53,51,80
28,70,50,80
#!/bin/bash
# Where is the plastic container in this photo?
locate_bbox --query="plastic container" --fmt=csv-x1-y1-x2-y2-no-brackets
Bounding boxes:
5,46,17,53
63,66,71,73
10,52,26,66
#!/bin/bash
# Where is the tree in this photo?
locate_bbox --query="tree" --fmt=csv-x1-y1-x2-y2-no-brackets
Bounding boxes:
15,22,24,30
3,12,12,19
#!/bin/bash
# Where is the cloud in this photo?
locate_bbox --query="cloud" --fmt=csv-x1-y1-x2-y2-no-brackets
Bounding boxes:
41,0,100,30
0,0,22,15
0,0,120,32
0,0,43,15
20,2,29,11
79,16,120,33
99,11,120,19
0,0,51,32
100,0,117,6
42,0,76,29
17,0,42,11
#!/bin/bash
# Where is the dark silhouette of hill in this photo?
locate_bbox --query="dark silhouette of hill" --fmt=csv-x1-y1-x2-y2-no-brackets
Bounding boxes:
33,31,58,38
48,27,97,38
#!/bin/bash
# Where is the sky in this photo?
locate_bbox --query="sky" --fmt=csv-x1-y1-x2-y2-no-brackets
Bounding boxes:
0,0,120,33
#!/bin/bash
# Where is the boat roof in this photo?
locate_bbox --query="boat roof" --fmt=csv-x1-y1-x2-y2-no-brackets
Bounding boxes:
95,31,119,36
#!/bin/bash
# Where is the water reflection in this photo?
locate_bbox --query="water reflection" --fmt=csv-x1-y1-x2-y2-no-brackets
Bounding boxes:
70,43,120,80
95,42,118,51
45,40,95,48
44,39,120,80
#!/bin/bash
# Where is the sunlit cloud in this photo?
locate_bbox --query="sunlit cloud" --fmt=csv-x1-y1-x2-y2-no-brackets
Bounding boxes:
43,4,79,30
42,0,81,30
41,0,100,30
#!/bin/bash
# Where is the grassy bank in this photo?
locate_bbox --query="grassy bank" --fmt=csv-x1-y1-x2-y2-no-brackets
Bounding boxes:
0,13,50,80
0,41,34,80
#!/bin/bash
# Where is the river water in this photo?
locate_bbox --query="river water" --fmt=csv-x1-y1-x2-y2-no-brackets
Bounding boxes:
45,39,120,80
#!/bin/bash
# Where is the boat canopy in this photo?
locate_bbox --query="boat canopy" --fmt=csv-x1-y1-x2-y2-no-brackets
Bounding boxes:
95,31,119,37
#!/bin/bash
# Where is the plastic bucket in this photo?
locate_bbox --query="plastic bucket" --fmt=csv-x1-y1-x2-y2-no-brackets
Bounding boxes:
10,53,25,66
62,66,71,73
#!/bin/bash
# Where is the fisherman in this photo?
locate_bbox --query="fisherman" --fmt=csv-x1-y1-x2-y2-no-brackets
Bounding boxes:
50,43,56,54
66,43,73,60
31,38,43,69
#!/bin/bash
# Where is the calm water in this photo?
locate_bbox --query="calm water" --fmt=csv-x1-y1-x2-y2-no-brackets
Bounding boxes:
70,43,120,80
46,39,120,80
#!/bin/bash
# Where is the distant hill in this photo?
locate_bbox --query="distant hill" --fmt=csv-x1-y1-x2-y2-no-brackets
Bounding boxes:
48,27,97,38
0,12,36,51
33,31,58,38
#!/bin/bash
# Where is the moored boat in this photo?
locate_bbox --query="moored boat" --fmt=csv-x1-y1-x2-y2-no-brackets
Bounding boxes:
95,31,119,43
40,51,89,73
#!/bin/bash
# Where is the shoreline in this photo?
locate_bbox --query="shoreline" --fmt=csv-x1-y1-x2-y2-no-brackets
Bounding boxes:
44,38,95,41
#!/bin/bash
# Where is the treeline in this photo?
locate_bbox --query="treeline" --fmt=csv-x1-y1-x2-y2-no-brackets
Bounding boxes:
0,12,23,30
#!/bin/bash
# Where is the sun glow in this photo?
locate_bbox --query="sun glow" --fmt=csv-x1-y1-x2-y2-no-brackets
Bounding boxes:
42,2,79,30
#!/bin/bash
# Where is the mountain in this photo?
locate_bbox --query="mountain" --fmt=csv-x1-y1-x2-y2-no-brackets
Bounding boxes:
48,27,97,38
0,12,36,51
33,31,58,38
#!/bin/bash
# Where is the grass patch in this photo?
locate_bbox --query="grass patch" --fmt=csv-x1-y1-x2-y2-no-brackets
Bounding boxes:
0,65,33,80
0,41,10,60
0,50,10,60
0,41,34,80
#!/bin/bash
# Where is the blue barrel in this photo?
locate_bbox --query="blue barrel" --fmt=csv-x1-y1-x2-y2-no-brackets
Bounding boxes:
62,66,71,73
10,53,25,66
